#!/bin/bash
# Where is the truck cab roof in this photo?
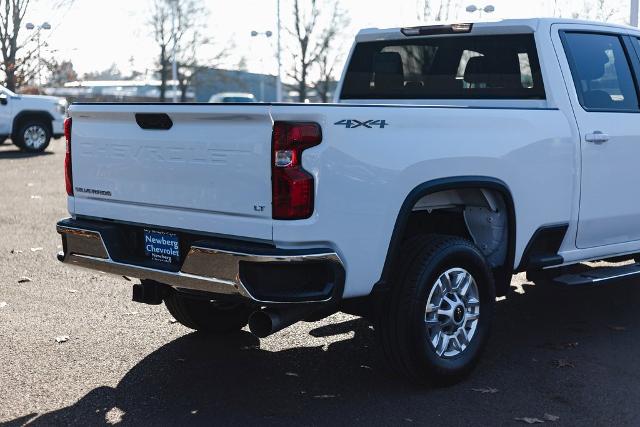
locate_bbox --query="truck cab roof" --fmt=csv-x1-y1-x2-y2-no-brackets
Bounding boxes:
355,18,640,42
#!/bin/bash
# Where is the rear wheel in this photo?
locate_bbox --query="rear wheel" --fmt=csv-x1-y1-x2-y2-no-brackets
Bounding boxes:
15,120,51,152
377,234,495,385
164,292,253,333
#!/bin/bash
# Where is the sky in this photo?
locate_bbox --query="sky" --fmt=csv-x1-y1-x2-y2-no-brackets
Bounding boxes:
24,0,633,80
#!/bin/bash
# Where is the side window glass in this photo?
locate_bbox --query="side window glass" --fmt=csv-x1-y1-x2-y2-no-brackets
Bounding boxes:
563,32,638,111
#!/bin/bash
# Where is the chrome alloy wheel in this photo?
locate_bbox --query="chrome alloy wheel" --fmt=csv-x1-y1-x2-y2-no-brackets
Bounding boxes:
425,267,480,358
23,125,47,150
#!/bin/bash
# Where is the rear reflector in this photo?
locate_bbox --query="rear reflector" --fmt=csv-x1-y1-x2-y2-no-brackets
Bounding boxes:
271,122,322,220
63,117,73,196
401,23,473,36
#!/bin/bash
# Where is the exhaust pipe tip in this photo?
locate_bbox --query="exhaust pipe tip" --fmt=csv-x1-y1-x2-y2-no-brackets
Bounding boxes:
248,304,323,338
248,310,275,338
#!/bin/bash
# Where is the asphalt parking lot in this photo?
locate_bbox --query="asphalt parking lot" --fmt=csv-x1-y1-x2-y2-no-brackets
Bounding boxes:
2,139,640,426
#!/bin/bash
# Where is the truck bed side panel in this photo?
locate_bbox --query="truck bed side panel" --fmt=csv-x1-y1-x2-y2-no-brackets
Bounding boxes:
270,105,577,298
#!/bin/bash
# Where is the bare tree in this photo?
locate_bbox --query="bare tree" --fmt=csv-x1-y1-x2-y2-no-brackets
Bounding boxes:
288,0,347,102
149,0,173,100
0,0,34,91
149,0,227,102
46,59,77,86
569,0,617,21
313,3,348,102
0,0,73,91
175,30,229,102
82,63,122,81
416,0,461,22
314,51,336,103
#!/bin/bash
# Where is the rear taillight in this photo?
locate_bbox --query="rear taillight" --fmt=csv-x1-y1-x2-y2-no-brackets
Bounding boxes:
64,117,73,196
271,122,322,220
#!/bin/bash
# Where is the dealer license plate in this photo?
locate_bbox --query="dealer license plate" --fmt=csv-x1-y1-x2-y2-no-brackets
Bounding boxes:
143,229,180,264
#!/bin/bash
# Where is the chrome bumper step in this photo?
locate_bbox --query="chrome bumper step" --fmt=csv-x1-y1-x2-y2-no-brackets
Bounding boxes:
56,220,343,304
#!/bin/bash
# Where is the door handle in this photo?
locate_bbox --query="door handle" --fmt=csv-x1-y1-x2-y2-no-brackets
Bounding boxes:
585,131,610,144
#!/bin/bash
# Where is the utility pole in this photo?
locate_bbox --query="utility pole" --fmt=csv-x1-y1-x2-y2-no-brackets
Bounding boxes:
251,30,273,102
171,0,179,102
466,4,495,19
25,22,51,88
276,0,283,102
632,0,639,27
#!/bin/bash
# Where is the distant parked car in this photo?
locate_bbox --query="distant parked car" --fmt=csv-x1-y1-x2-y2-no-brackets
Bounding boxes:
208,92,256,103
0,86,67,152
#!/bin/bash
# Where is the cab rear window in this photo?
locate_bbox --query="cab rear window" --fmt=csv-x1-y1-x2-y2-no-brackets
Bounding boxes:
340,34,545,100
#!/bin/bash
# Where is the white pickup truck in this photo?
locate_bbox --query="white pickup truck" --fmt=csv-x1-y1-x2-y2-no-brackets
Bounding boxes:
57,18,640,384
0,86,67,152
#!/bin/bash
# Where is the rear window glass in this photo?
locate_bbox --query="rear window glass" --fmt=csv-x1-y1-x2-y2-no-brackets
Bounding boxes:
340,34,545,100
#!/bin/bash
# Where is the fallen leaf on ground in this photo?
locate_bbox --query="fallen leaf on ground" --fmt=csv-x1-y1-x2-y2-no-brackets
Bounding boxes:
10,249,23,254
561,342,579,349
168,318,177,324
285,372,299,377
18,277,32,283
472,387,499,394
125,311,138,316
313,394,337,399
609,325,627,332
68,289,78,293
240,345,259,351
554,359,575,368
30,247,43,252
404,418,414,423
0,302,7,308
515,417,545,424
55,336,69,343
360,365,372,370
544,414,560,422
543,341,579,350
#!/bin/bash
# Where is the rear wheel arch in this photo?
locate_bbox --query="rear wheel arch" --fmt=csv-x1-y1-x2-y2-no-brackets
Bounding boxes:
377,177,516,297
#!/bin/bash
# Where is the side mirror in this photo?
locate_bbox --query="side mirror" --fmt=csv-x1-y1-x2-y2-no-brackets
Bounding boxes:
0,94,7,106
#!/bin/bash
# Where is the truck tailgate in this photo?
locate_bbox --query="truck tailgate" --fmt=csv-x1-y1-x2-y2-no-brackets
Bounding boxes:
69,104,274,241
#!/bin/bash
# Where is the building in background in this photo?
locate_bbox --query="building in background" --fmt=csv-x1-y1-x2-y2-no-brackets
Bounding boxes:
192,68,277,102
44,68,338,103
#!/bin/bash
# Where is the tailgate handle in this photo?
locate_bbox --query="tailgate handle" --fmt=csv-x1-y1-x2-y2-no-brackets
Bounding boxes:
135,113,173,130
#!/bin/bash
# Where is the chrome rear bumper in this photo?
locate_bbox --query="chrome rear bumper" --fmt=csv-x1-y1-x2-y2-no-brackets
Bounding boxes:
56,219,344,304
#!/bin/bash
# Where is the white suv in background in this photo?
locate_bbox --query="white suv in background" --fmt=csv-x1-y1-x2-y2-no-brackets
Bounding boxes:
0,86,67,152
208,92,256,103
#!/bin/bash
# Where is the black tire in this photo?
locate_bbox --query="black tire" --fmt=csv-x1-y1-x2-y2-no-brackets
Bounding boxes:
14,120,51,152
377,234,495,385
164,292,252,333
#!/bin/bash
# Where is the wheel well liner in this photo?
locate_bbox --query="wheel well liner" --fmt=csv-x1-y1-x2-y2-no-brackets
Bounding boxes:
12,110,54,136
377,176,516,294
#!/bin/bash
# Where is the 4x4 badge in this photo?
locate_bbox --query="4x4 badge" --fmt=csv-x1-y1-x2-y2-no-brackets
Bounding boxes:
334,119,388,129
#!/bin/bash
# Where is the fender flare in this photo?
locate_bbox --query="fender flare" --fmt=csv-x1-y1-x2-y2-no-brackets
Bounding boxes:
376,176,517,295
11,110,55,135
